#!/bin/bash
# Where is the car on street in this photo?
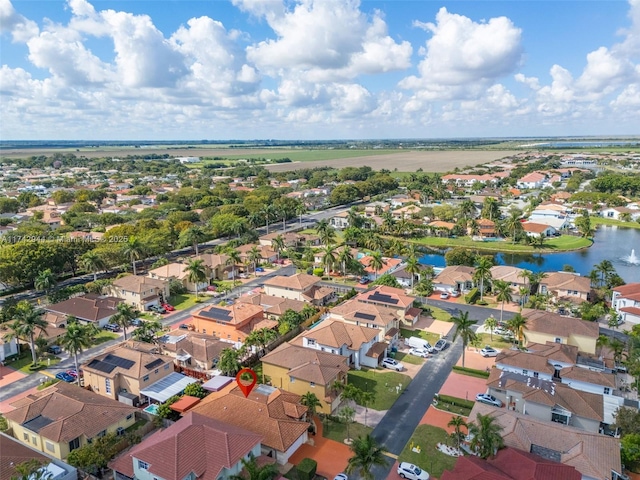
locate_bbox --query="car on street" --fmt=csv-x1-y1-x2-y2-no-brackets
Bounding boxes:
359,277,370,284
397,462,429,480
103,323,121,332
408,347,429,358
480,346,499,357
67,369,83,378
255,267,265,272
179,323,190,330
381,357,404,371
131,318,143,327
495,327,513,337
334,475,348,480
439,292,449,299
434,339,448,351
476,393,503,407
56,372,75,383
161,303,175,311
48,345,62,355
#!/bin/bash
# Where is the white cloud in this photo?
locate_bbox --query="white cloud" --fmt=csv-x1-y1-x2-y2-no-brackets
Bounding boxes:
0,0,38,42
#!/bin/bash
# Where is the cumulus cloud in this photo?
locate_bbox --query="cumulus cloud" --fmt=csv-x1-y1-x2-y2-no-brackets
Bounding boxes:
0,0,38,42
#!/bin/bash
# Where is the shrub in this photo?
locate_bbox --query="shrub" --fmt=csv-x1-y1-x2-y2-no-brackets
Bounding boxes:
452,365,490,378
313,267,324,277
296,458,318,480
465,288,480,305
476,299,488,306
436,394,475,410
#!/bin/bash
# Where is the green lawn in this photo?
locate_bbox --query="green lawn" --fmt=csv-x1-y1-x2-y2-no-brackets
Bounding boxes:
592,216,640,230
408,235,592,253
37,378,60,390
91,331,118,346
429,306,452,322
394,352,425,365
322,418,373,443
398,425,458,479
474,332,515,350
347,369,412,411
10,352,62,374
400,328,440,345
168,294,202,310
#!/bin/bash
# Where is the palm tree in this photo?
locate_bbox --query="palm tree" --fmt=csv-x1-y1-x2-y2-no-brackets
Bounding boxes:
504,209,523,243
321,244,337,277
59,317,95,386
34,269,56,296
295,201,306,228
469,413,505,459
219,348,241,376
506,313,528,346
262,205,276,235
231,219,247,239
357,390,375,427
300,391,322,424
132,318,163,344
447,415,468,450
9,301,48,366
229,453,279,480
458,199,477,220
315,219,330,238
368,251,386,280
80,250,107,282
248,246,262,276
184,259,207,299
518,286,530,310
473,257,493,301
111,303,137,341
245,327,277,353
337,246,354,280
225,248,242,284
179,226,206,256
595,259,615,288
345,434,387,480
121,236,145,275
271,235,285,263
484,315,498,341
364,234,384,252
451,310,478,368
404,256,421,291
494,279,513,324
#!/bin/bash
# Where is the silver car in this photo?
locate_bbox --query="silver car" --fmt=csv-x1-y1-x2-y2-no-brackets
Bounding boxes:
476,393,503,407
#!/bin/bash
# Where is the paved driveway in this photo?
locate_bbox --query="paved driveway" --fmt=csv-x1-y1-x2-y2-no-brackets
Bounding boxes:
438,372,488,402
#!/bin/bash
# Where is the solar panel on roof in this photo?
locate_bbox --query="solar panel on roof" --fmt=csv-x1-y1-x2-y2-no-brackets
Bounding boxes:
103,354,135,369
144,358,164,370
369,292,399,305
354,312,376,321
199,306,233,322
23,415,54,433
87,359,117,374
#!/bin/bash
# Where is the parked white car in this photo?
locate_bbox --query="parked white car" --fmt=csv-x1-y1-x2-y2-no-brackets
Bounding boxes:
439,292,450,299
381,357,404,371
334,474,348,480
480,346,499,357
397,462,429,480
476,393,503,407
408,348,429,358
434,339,448,351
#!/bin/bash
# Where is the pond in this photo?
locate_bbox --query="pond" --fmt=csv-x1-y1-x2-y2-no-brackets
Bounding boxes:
419,226,640,283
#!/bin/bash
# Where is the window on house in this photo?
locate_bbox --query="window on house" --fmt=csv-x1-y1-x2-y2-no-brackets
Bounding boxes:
164,364,170,370
289,377,295,383
523,370,528,375
143,375,149,382
97,430,106,437
154,369,159,374
69,438,80,451
307,339,316,346
32,436,37,444
310,382,315,387
533,372,539,378
23,433,29,442
138,461,149,470
45,441,55,452
105,378,112,394
555,338,562,343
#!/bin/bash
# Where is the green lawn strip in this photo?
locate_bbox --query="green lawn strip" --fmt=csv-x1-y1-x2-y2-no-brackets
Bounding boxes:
429,306,452,322
400,328,441,345
434,394,475,416
347,369,412,411
407,235,592,253
398,425,458,478
167,294,201,310
474,332,515,350
452,366,491,379
91,330,118,346
321,418,373,444
38,378,61,390
125,419,148,433
394,352,424,365
10,353,62,374
591,217,640,230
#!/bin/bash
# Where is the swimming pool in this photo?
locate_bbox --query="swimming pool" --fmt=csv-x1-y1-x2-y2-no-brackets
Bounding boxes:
144,404,159,415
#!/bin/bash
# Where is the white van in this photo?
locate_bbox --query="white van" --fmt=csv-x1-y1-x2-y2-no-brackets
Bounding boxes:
407,336,428,349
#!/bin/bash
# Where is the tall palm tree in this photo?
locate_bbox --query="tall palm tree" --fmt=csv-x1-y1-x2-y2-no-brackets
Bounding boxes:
368,251,386,280
345,434,388,480
59,317,95,386
219,348,241,376
34,269,56,296
184,259,207,299
357,390,375,427
473,257,493,301
447,415,468,450
451,310,477,368
300,391,322,424
295,201,306,228
179,226,206,256
469,413,505,459
132,318,163,344
229,453,279,480
315,219,330,238
121,236,145,276
506,313,528,346
9,301,48,366
225,248,242,283
504,209,523,243
458,199,477,220
364,234,384,252
318,227,336,247
231,219,247,239
271,235,285,263
80,250,107,282
248,246,262,276
321,244,337,277
337,245,354,280
262,205,276,235
484,316,498,341
595,259,615,288
404,256,421,291
494,279,513,324
111,303,137,341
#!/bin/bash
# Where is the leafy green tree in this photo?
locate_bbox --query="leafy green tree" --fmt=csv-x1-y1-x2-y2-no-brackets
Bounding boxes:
0,413,8,432
345,434,387,480
59,317,96,386
229,453,279,480
183,382,208,399
132,318,163,344
371,273,401,288
614,407,640,435
473,256,493,300
451,310,477,368
245,327,278,353
493,279,513,324
179,226,207,256
184,259,207,298
444,247,476,267
7,301,48,366
447,415,468,450
10,459,52,480
80,250,107,282
110,303,137,341
66,433,120,475
34,268,56,295
219,348,241,376
121,236,145,275
621,433,640,471
469,413,505,459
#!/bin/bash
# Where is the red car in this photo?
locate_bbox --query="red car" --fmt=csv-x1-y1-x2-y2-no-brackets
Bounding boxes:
206,285,217,292
67,369,83,378
162,303,175,312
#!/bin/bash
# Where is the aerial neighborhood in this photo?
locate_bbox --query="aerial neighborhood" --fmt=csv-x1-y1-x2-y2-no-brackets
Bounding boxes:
1,147,640,480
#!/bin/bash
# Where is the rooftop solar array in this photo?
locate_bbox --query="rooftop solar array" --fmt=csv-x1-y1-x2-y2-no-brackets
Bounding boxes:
88,354,135,373
23,415,54,432
144,358,164,370
368,292,399,305
199,306,233,322
87,358,116,374
354,312,376,321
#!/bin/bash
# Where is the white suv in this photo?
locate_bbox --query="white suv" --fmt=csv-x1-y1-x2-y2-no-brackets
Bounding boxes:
397,462,429,480
381,357,404,371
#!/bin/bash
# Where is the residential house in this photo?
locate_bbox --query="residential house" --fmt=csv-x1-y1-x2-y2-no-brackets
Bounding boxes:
391,204,421,220
0,335,19,363
259,231,320,248
109,412,266,480
358,255,402,281
441,174,501,187
522,222,557,238
44,293,122,328
108,275,170,311
516,172,546,189
611,282,640,325
192,384,309,464
475,218,496,238
441,447,581,480
364,201,390,216
469,403,624,480
357,286,419,325
427,220,456,237
600,206,640,221
158,329,228,371
290,318,380,370
194,253,231,281
236,243,278,266
329,211,350,229
3,382,137,461
0,432,77,480
191,303,272,343
486,368,603,432
489,266,530,301
147,262,208,293
538,272,592,305
261,343,349,414
523,310,599,354
263,273,335,306
237,293,307,319
433,266,475,294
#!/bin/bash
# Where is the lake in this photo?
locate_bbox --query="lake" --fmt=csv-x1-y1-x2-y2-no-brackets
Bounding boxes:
418,226,640,283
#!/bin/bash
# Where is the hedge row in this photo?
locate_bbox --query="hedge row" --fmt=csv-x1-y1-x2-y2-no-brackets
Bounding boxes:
435,394,475,410
452,365,491,378
465,288,480,305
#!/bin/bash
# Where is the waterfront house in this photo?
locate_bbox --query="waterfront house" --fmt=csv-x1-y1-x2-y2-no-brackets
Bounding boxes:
611,282,640,325
538,271,592,305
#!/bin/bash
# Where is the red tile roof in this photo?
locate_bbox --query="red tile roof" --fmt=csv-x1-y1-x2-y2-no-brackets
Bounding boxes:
613,282,640,296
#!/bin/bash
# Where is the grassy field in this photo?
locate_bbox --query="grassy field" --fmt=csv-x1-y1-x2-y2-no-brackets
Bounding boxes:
168,294,202,310
400,328,441,345
408,235,592,252
347,369,412,411
398,425,458,478
429,306,452,322
91,330,118,346
394,352,425,365
9,352,62,374
592,217,640,230
475,332,516,349
322,418,373,443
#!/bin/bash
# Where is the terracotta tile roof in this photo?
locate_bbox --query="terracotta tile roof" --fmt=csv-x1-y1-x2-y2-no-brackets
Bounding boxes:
621,306,640,316
301,285,335,302
469,403,621,480
263,273,320,291
4,382,137,443
519,172,546,183
0,433,52,480
358,285,414,308
112,275,168,294
523,222,554,233
83,344,174,379
237,294,307,316
45,294,122,323
193,303,264,327
366,341,388,358
526,342,579,364
560,366,616,388
191,386,308,453
148,262,191,280
169,395,201,413
540,272,591,294
261,343,349,385
330,299,398,328
489,266,529,285
434,265,475,285
495,349,556,375
160,330,227,367
613,282,640,296
108,412,262,480
194,253,230,269
360,256,402,275
292,319,379,350
523,309,599,340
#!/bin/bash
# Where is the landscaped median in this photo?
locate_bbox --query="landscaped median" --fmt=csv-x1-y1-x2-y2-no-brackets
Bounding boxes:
407,234,593,253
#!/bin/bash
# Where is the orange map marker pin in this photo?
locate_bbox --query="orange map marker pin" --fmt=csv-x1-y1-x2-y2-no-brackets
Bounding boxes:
236,368,258,397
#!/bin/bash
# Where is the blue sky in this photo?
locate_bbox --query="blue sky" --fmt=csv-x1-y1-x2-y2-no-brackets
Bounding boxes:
1,0,638,140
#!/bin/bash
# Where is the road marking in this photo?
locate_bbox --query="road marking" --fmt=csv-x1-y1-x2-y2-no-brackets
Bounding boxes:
383,452,398,460
41,371,55,379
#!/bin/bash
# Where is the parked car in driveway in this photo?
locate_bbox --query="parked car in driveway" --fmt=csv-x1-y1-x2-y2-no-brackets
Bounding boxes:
476,393,503,407
255,267,265,272
161,303,175,311
131,318,143,327
55,372,75,383
179,323,190,330
480,346,499,357
148,305,167,314
103,323,121,332
434,339,448,351
408,347,429,358
439,292,449,299
381,357,404,371
397,462,429,480
48,345,62,355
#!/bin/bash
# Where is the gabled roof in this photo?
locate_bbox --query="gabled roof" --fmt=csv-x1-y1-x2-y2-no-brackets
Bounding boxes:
237,293,307,316
83,344,173,379
540,272,591,294
263,273,320,291
560,366,616,388
489,266,529,285
613,282,640,296
193,303,264,326
496,349,556,375
194,253,230,269
358,285,414,308
330,299,398,327
148,262,191,280
523,309,599,340
292,318,379,350
112,275,167,293
522,222,554,233
434,265,475,285
261,343,349,385
108,412,262,480
4,382,137,443
0,433,55,480
160,330,227,366
45,294,122,322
